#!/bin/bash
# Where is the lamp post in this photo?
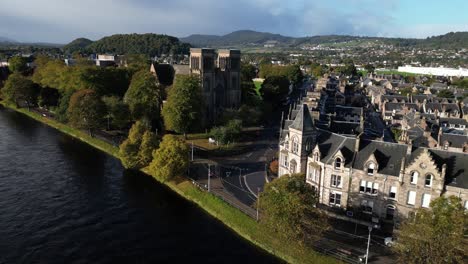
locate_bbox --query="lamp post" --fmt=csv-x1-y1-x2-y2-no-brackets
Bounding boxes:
365,226,372,264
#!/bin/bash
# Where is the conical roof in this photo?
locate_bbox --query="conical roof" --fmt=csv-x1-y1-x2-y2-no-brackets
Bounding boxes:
289,104,315,132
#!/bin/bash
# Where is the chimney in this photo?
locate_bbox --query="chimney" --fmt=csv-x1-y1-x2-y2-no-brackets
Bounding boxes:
398,157,406,184
407,141,413,156
355,133,362,152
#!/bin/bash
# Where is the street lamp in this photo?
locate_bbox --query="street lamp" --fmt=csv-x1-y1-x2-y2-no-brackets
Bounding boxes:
365,226,372,264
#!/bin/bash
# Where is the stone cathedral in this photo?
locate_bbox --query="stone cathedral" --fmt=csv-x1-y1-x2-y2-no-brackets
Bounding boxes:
189,48,241,123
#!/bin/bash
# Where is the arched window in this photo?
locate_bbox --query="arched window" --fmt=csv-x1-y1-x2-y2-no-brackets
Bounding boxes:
425,174,433,187
334,158,342,169
292,137,299,154
410,171,419,184
314,152,320,162
290,160,297,173
284,139,289,150
367,163,375,175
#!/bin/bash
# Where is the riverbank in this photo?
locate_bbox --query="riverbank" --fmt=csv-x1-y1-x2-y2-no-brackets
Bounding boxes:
1,103,337,264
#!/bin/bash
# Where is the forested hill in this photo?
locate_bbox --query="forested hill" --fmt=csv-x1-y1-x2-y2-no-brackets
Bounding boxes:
63,33,191,56
181,30,468,50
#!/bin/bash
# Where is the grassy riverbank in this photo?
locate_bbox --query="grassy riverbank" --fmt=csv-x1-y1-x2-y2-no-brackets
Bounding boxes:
1,103,337,264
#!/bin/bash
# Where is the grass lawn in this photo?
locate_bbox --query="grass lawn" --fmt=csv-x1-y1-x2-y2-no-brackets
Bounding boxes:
254,80,262,96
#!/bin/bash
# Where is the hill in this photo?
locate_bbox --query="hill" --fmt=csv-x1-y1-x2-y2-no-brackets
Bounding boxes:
0,36,17,43
85,33,190,56
181,30,294,47
63,38,93,54
181,30,468,50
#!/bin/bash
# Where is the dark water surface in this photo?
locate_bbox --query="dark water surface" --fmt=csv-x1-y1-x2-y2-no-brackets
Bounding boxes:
0,107,280,264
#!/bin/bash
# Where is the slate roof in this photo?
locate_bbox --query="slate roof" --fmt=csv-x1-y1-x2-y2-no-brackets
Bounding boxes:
315,130,356,168
382,95,408,103
354,140,408,176
440,133,468,148
289,104,315,132
439,118,468,126
429,150,468,189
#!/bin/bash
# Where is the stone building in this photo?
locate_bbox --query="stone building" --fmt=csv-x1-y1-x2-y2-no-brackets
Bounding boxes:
279,102,468,228
189,48,241,122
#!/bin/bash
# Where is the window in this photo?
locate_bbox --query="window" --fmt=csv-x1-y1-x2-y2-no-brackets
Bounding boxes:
290,160,297,173
367,163,375,175
410,171,419,184
372,183,379,195
329,192,342,206
284,140,289,150
281,154,289,168
314,152,320,162
425,174,433,187
361,200,374,214
422,193,431,208
307,167,318,182
360,181,378,195
389,186,397,199
331,175,342,188
292,137,299,154
464,201,468,210
386,205,395,220
334,158,342,169
407,191,416,205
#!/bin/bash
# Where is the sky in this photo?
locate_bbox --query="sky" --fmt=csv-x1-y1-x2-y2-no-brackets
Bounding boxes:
0,0,467,43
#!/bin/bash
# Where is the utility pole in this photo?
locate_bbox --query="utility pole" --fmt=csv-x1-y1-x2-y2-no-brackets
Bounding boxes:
365,226,372,264
191,141,194,161
208,165,211,192
256,187,260,222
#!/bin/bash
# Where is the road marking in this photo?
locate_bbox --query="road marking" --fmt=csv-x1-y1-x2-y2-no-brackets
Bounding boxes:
245,152,253,158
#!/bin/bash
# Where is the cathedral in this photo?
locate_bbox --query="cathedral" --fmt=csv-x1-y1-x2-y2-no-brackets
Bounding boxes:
189,48,242,123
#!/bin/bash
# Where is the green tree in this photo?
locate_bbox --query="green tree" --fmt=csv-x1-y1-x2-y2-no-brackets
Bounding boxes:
124,70,164,125
67,89,105,134
394,196,468,264
102,95,131,130
149,135,189,182
241,63,257,82
437,89,455,98
259,76,289,106
8,56,29,74
137,131,159,167
241,81,259,106
162,75,204,136
364,64,375,74
1,73,39,108
119,121,146,169
55,89,76,123
259,173,329,245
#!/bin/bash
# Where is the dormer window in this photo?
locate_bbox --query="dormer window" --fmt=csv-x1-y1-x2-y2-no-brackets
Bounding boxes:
334,158,342,170
314,152,320,162
367,163,375,175
410,171,419,184
425,174,433,187
284,139,289,150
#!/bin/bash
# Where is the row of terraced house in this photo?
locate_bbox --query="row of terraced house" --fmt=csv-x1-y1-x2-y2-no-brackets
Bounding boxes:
278,76,468,230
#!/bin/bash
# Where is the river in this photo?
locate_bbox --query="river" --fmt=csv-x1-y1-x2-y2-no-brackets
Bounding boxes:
0,107,280,264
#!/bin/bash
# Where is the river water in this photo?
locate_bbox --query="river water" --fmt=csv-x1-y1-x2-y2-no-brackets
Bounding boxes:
0,107,280,264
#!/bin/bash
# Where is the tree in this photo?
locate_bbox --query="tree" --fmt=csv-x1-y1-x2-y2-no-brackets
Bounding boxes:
393,196,468,264
364,64,376,74
437,89,455,98
137,131,159,167
119,121,146,169
1,73,39,108
162,75,204,136
259,76,289,106
124,70,164,125
55,89,76,123
38,87,60,108
241,63,257,82
102,95,131,130
149,135,189,182
241,81,259,106
67,89,105,134
8,56,28,74
259,173,329,245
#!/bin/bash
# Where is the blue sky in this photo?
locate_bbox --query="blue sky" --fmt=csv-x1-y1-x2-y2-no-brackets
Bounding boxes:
0,0,467,43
